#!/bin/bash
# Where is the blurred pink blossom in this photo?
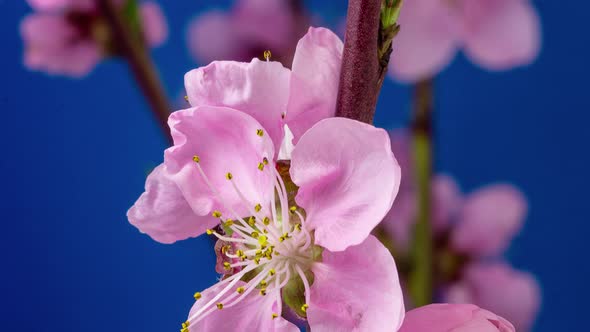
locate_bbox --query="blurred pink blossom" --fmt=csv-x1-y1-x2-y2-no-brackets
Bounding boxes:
389,0,542,82
21,0,167,77
445,262,541,332
186,0,307,67
382,129,540,330
399,303,515,332
129,27,405,331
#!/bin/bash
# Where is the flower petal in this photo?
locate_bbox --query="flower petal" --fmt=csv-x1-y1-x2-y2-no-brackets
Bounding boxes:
308,235,405,332
291,118,401,251
286,27,343,144
26,0,94,11
127,164,205,244
164,106,275,235
187,281,298,332
432,175,462,232
139,2,168,47
20,14,100,77
186,11,243,64
445,262,541,331
381,189,416,251
388,0,459,82
451,184,527,256
462,0,541,70
399,303,515,332
184,59,290,151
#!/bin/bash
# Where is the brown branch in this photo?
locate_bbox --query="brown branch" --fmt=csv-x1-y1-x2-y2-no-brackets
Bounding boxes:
335,0,382,124
98,0,172,144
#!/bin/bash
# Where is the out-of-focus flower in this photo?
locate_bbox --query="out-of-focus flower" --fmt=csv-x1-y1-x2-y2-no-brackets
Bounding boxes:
381,129,541,331
389,0,542,82
186,0,309,67
446,262,541,332
21,0,167,77
129,27,405,331
399,303,515,332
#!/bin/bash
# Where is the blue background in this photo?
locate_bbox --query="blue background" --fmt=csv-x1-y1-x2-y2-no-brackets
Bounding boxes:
1,1,587,331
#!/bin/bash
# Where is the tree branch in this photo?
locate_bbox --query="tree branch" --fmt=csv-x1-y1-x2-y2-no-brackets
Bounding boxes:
98,0,172,144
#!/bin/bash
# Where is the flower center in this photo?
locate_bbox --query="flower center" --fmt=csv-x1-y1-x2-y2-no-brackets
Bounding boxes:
183,130,315,329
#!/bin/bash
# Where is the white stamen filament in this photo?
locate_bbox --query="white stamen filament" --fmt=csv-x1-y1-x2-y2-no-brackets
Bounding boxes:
187,150,315,327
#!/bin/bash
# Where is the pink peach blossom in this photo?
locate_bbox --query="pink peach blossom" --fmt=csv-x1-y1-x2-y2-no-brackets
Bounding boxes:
129,28,405,331
382,131,527,256
445,262,541,331
21,0,167,77
186,0,302,66
399,303,515,332
389,0,542,82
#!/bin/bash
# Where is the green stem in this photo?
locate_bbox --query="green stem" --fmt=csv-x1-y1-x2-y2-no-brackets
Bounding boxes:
98,0,172,144
408,79,434,307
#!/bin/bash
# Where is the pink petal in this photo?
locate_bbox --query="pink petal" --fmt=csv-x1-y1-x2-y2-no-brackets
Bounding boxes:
399,303,515,332
432,175,462,232
26,0,94,11
233,0,295,49
388,129,413,189
164,107,275,233
291,118,401,252
285,27,343,144
451,184,527,256
139,2,168,47
445,262,541,331
186,11,244,64
187,281,298,331
127,164,205,244
184,59,290,152
462,0,541,70
381,188,416,251
309,235,405,331
20,14,100,77
388,0,460,82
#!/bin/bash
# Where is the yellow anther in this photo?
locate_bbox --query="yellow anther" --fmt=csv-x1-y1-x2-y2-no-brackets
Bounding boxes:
193,292,202,300
260,280,267,287
272,313,279,319
224,219,234,227
269,268,276,276
217,303,224,310
182,321,190,328
225,172,233,180
236,286,245,294
248,216,256,226
256,129,264,137
259,289,267,296
192,155,200,163
263,217,270,225
221,245,230,255
206,229,214,235
223,262,231,271
184,95,189,102
263,50,272,61
212,210,222,218
251,231,260,239
255,249,263,257
301,304,309,313
263,157,269,165
279,236,285,242
295,223,302,231
289,206,297,214
263,229,268,234
258,162,265,171
258,235,268,247
255,203,262,212
254,257,261,265
236,249,244,257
